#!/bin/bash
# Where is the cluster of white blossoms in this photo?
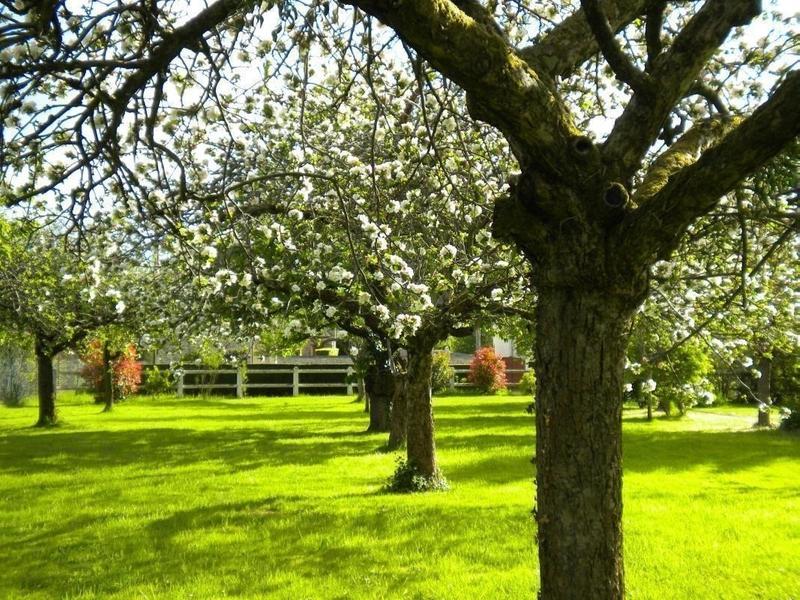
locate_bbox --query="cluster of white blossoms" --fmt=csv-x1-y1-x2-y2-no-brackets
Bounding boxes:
178,58,528,350
641,379,657,393
326,266,354,285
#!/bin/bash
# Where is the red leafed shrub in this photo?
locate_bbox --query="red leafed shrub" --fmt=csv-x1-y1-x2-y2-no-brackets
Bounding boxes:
468,346,507,394
80,341,142,400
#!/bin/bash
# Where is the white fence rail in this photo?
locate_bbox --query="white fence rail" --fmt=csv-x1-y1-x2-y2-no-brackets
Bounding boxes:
176,366,357,398
173,365,530,398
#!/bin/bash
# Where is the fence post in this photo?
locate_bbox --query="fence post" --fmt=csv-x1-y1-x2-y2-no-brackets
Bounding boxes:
177,371,184,398
346,366,353,395
449,370,456,390
292,366,299,397
236,368,243,399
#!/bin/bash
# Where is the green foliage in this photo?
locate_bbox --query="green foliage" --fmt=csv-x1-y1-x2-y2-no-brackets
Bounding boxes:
185,339,226,369
773,351,800,411
518,369,536,396
142,366,174,396
257,325,307,358
779,408,800,432
431,350,454,394
448,334,475,355
386,458,449,493
628,335,716,416
0,334,32,407
468,347,507,394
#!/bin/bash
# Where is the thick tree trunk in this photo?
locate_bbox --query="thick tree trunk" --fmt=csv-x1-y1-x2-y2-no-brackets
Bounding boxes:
35,347,57,427
757,355,772,427
387,373,408,450
534,287,636,600
364,363,394,432
102,342,115,412
405,347,438,479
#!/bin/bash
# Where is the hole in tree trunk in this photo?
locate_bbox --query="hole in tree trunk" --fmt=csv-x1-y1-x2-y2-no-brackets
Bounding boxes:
572,135,593,155
604,182,629,208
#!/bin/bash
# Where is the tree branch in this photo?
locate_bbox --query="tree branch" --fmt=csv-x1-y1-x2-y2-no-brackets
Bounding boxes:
346,0,581,178
580,0,651,92
519,0,649,80
621,69,800,263
603,0,761,182
644,0,666,70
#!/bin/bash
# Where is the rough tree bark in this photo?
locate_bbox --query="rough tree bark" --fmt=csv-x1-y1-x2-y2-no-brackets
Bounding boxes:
387,372,408,450
534,286,640,599
102,342,115,413
404,344,438,480
364,362,395,432
34,340,57,427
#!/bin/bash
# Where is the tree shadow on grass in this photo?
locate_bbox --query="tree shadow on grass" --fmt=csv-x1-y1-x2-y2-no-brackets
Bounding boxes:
437,432,533,451
445,453,534,485
436,413,533,431
0,426,386,475
624,429,800,474
1,490,536,598
434,400,530,416
438,428,799,486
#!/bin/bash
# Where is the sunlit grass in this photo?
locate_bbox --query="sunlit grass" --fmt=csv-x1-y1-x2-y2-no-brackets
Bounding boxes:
0,394,797,599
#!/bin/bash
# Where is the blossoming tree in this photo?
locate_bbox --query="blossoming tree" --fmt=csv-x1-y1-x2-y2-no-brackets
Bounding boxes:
0,219,139,424
186,66,530,483
1,1,798,596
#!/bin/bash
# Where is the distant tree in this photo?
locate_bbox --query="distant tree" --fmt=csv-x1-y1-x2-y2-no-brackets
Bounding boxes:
0,219,146,425
79,335,142,411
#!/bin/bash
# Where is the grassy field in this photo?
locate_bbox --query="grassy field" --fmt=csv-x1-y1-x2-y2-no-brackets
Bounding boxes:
0,393,798,599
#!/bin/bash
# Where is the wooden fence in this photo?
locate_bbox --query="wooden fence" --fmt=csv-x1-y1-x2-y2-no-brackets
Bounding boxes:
171,363,529,397
175,365,358,397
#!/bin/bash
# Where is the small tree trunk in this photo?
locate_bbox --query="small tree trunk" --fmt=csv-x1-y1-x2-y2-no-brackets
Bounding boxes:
757,355,772,426
364,363,394,432
534,286,636,600
405,346,438,479
35,344,57,427
387,373,408,450
646,399,653,421
360,378,368,412
102,342,115,412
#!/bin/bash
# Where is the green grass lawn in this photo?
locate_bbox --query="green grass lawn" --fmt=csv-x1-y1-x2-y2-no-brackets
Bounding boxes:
0,394,798,599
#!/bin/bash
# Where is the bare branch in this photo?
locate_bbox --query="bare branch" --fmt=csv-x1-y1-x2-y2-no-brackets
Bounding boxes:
604,0,761,182
644,0,666,69
580,0,651,92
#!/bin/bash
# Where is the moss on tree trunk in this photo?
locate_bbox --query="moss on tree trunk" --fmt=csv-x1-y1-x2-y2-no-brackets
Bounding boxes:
534,286,636,599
